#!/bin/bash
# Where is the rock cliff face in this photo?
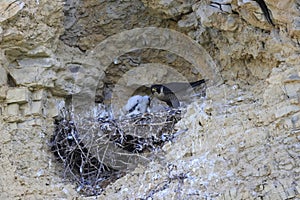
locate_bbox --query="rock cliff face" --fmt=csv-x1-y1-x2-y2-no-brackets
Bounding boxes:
0,0,299,199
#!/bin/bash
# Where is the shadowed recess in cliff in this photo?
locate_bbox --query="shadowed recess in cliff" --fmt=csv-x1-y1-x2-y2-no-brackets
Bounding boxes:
72,27,220,118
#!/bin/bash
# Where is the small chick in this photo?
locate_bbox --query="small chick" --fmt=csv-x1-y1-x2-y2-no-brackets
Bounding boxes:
124,95,150,115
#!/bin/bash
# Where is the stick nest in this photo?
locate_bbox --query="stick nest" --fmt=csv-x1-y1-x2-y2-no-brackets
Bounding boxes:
50,108,184,196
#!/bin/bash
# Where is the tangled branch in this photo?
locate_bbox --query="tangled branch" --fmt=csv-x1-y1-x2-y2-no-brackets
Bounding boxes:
50,107,184,196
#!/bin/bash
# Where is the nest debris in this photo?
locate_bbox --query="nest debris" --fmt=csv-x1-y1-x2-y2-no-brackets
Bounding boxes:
50,107,185,196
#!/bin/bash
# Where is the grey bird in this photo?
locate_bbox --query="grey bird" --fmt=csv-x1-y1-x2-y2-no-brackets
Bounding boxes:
150,79,206,108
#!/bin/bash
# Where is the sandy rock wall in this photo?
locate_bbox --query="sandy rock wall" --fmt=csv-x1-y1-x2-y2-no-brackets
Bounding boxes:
0,1,76,199
0,0,299,199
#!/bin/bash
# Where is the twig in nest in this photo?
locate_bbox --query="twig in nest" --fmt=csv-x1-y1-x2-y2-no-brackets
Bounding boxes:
50,107,184,196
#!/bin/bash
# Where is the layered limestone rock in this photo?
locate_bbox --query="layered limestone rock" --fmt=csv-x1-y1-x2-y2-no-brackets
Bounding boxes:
0,0,299,199
97,66,299,199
